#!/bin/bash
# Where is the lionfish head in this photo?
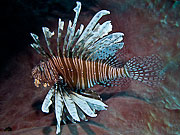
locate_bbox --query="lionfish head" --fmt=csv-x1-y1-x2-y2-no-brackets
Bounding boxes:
32,65,50,88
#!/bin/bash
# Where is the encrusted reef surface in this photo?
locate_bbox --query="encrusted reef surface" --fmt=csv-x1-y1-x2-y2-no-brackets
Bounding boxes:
0,0,180,134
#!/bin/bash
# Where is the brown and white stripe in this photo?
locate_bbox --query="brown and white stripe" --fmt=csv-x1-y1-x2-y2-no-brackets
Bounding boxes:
33,56,130,89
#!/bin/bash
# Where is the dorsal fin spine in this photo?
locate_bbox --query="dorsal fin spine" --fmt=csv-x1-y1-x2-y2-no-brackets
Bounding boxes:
66,2,81,57
70,24,84,58
57,18,64,57
42,27,55,56
63,20,72,56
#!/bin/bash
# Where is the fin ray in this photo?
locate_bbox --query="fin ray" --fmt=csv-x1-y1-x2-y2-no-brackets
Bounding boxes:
71,93,97,117
55,90,64,134
63,92,80,122
41,87,54,113
71,91,108,107
126,54,165,86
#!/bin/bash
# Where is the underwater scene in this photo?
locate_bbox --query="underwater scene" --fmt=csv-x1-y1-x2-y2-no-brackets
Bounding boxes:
0,0,180,135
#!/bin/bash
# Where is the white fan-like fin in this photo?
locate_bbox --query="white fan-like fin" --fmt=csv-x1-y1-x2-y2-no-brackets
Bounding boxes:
88,32,124,50
79,21,112,57
90,42,124,61
70,93,97,117
55,90,64,135
76,10,110,45
41,87,54,113
63,92,80,122
83,21,112,49
86,32,124,60
72,10,111,55
71,91,108,107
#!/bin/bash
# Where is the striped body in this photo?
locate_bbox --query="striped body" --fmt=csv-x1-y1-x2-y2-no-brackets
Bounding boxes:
33,56,129,89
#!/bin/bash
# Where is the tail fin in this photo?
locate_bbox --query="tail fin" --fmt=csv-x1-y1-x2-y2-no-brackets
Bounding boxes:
125,54,165,86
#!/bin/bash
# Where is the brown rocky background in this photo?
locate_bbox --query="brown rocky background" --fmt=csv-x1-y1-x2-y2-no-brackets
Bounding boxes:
0,0,180,135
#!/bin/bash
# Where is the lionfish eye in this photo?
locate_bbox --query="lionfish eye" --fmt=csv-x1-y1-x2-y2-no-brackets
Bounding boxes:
58,76,65,84
59,76,63,80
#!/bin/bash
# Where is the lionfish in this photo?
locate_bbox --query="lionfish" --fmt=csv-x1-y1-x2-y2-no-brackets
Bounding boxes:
30,1,163,134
